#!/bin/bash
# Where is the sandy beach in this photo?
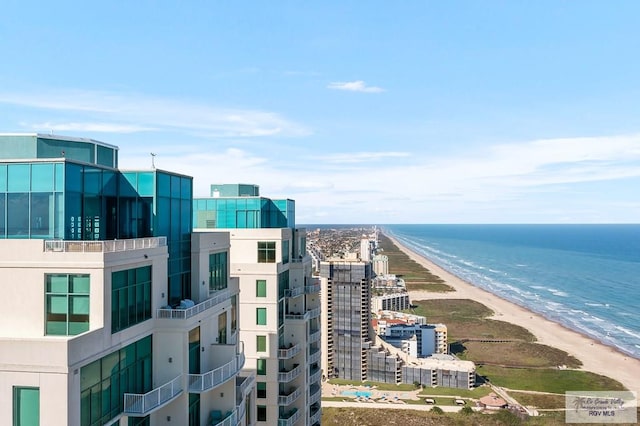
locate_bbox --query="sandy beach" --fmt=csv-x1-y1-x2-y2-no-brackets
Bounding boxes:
387,235,640,395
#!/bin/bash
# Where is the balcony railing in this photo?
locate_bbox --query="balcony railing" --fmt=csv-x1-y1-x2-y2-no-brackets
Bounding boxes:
157,288,230,320
285,311,309,321
284,287,304,298
236,373,255,398
278,364,302,383
304,283,321,294
278,343,301,360
44,237,167,253
307,306,321,319
278,386,302,406
308,329,321,343
210,409,237,426
309,384,321,405
123,375,182,416
188,352,245,393
309,367,321,385
309,406,322,425
309,347,321,364
278,408,300,426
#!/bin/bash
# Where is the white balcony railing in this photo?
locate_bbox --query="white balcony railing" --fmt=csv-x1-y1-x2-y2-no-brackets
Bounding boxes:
157,289,230,320
278,364,302,383
308,306,321,319
236,373,255,398
304,283,321,294
308,329,321,343
309,384,321,405
188,352,245,393
123,375,182,416
310,407,322,425
44,237,166,253
278,387,302,406
309,367,321,385
278,408,301,426
284,287,304,298
211,409,237,426
285,311,309,321
278,344,301,360
309,348,321,364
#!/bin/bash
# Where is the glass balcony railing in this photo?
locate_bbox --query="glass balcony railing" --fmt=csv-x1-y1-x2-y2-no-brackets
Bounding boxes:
278,364,302,383
123,375,182,416
308,329,321,343
309,347,321,364
304,283,321,294
278,408,301,426
284,287,304,298
278,386,302,406
278,343,301,359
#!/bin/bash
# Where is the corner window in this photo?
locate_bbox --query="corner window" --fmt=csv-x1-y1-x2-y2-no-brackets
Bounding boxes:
256,280,267,297
45,274,90,335
257,241,276,263
256,308,267,325
209,251,228,292
111,266,152,333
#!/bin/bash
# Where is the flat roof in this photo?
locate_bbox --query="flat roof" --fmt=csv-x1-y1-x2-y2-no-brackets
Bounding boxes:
0,133,119,150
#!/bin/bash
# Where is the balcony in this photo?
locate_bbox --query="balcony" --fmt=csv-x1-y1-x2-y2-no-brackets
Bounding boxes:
278,343,301,360
123,375,182,416
307,306,321,319
44,237,166,253
157,288,230,320
278,364,302,383
309,405,322,425
284,311,309,321
309,384,321,405
209,409,237,426
309,366,321,384
304,283,321,294
284,287,304,298
308,329,320,344
188,352,245,393
236,373,255,399
278,408,301,426
278,386,302,406
309,347,321,364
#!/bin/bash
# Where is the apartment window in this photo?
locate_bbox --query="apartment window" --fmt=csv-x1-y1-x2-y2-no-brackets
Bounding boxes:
282,240,290,264
257,405,267,422
257,241,276,263
45,274,90,335
256,382,266,398
209,251,228,292
13,387,39,426
111,266,152,333
256,308,267,325
257,358,267,375
80,335,152,426
256,280,267,297
256,335,267,352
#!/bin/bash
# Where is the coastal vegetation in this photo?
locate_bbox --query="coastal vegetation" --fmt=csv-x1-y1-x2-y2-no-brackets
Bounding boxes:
377,234,454,292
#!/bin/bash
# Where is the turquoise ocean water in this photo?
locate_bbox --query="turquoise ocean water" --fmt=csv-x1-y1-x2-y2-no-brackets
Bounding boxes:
382,224,640,359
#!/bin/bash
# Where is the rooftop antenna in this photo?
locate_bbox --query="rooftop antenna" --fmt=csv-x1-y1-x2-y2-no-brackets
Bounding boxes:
150,152,156,169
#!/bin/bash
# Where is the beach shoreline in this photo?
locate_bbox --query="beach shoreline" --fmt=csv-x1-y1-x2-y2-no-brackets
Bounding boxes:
386,234,640,395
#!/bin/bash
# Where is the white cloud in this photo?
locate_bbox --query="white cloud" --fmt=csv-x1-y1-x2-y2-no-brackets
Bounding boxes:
0,89,310,138
317,151,409,163
22,121,155,133
327,80,385,93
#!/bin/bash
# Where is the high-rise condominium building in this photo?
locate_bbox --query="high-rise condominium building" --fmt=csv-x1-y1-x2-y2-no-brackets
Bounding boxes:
0,134,252,426
194,184,321,426
319,260,372,381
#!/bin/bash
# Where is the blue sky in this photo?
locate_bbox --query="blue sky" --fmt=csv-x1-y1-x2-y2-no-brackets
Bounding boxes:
1,1,639,224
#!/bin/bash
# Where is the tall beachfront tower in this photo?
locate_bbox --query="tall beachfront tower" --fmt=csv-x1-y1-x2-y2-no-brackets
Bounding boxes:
194,184,322,426
0,134,252,426
319,260,373,381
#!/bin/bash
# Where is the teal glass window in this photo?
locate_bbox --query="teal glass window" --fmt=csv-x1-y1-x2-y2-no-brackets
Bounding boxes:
257,359,267,375
7,193,29,237
256,308,267,325
13,387,39,426
81,335,152,426
209,252,227,292
31,163,54,192
257,382,266,398
278,272,289,299
257,241,276,263
137,173,154,197
0,164,6,192
282,240,290,264
256,280,267,297
256,335,266,352
7,164,30,192
54,163,64,191
45,274,90,335
96,145,114,167
111,266,152,333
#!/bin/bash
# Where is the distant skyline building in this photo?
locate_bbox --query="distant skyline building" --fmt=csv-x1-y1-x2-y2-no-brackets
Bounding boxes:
319,260,373,381
0,134,251,425
194,184,321,426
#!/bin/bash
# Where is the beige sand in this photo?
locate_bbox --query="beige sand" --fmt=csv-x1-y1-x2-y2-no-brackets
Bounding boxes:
387,236,640,395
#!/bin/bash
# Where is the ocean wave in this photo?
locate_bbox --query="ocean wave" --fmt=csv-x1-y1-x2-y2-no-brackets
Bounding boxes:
615,326,640,340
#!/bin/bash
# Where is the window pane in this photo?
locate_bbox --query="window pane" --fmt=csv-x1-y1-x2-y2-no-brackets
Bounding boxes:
7,164,30,192
31,163,54,192
257,359,266,375
256,280,267,297
14,387,39,426
71,275,91,293
47,275,69,293
256,335,266,352
256,308,266,325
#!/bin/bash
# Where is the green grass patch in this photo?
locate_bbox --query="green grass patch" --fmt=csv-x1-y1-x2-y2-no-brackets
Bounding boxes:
409,298,494,320
508,391,566,409
459,341,581,368
419,385,492,399
477,365,627,393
